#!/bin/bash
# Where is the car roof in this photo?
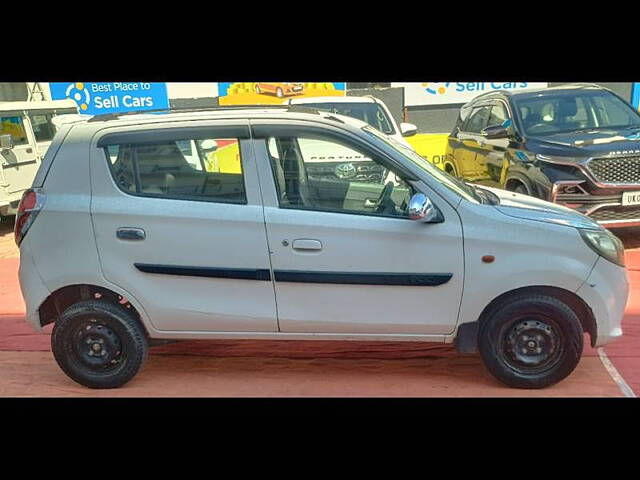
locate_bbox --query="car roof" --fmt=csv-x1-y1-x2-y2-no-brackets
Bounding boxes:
286,95,378,105
468,83,607,104
66,105,372,134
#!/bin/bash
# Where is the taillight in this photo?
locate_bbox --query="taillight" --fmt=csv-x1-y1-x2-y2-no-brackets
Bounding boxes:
14,188,45,247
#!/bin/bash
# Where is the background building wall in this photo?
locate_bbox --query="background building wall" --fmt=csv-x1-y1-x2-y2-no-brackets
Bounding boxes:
0,83,29,102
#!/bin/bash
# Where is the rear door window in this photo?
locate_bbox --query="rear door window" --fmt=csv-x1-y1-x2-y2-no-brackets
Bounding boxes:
104,137,246,204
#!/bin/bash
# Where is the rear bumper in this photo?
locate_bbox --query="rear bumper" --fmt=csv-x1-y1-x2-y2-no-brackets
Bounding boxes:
17,241,51,332
576,256,629,347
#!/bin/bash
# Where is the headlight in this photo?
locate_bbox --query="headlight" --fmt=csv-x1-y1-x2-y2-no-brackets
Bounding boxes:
579,229,625,267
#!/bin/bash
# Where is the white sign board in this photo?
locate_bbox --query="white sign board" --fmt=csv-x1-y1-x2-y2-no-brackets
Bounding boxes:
392,82,549,106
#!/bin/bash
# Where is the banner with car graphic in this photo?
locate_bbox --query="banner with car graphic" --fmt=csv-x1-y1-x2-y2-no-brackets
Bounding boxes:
218,82,346,105
391,82,548,106
49,82,169,115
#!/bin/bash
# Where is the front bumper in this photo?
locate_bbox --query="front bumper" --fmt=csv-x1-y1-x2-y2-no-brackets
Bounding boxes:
576,256,629,347
551,182,640,228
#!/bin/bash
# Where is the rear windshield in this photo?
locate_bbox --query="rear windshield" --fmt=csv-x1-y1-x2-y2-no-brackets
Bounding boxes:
513,90,640,136
298,102,395,135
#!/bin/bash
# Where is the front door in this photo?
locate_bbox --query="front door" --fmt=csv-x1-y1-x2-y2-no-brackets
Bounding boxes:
0,112,40,195
90,123,278,333
253,125,464,335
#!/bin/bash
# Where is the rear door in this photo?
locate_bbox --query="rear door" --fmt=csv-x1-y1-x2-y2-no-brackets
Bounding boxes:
90,122,278,333
0,111,40,195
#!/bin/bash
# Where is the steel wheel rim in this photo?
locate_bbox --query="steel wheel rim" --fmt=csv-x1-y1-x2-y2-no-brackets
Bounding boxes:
501,317,564,374
71,319,124,372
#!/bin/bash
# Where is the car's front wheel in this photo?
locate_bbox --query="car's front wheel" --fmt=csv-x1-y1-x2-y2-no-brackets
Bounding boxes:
478,294,583,389
51,300,148,389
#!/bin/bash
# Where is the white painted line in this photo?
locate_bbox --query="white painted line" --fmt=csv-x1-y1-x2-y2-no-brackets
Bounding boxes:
597,347,636,398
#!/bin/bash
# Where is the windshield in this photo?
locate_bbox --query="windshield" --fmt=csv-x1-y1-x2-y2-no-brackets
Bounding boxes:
300,102,395,135
362,126,482,203
513,90,640,136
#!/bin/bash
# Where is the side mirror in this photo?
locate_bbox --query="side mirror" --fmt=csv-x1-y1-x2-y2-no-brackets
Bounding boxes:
400,122,418,137
407,193,443,223
0,134,14,150
481,124,510,139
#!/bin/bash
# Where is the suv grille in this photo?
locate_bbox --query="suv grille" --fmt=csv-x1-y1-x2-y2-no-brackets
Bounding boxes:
587,156,640,184
590,206,640,222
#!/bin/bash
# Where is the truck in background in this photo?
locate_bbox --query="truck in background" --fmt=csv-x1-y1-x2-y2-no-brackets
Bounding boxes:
1,100,77,218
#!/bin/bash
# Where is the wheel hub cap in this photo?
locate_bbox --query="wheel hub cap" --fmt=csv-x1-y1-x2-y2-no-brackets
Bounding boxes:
504,319,560,370
74,321,123,370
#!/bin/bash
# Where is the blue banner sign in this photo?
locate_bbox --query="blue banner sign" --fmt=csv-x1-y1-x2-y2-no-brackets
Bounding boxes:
632,83,640,111
50,82,169,115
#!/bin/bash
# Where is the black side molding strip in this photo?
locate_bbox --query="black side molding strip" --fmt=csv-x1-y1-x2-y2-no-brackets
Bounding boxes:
134,263,271,281
273,271,453,286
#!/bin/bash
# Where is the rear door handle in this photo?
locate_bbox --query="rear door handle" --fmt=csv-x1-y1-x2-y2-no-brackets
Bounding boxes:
117,228,146,241
292,239,322,251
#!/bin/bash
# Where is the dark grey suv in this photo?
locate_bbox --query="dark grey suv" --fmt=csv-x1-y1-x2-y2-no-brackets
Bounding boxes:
444,84,640,228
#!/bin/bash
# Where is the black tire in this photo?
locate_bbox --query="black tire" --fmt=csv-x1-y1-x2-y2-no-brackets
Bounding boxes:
51,300,148,389
444,163,458,178
510,182,530,195
478,294,583,389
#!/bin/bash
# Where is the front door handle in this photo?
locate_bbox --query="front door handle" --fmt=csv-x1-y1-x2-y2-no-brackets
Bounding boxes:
117,228,146,241
292,239,322,251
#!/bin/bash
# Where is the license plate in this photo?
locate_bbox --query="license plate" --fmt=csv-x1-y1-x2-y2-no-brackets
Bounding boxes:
622,191,640,206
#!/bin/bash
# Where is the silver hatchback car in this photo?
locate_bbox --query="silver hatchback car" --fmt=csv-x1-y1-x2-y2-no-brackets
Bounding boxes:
16,106,628,389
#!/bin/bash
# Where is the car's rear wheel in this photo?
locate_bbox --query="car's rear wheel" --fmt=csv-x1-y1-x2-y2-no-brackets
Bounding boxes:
51,300,148,389
478,294,583,389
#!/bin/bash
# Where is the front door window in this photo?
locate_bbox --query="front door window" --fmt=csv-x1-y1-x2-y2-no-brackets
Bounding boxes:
266,134,415,218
